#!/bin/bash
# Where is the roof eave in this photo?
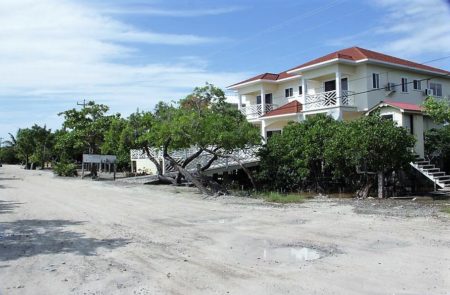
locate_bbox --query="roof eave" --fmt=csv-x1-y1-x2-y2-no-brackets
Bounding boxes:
287,58,358,74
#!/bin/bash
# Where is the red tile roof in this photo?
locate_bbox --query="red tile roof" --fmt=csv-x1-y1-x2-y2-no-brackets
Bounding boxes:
288,47,450,74
262,100,303,117
228,47,449,89
382,100,423,112
228,71,295,88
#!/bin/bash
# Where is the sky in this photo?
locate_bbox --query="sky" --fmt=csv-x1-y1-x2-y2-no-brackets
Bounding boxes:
1,0,450,140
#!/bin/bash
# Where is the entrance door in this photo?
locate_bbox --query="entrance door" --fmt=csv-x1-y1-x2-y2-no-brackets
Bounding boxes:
324,80,336,92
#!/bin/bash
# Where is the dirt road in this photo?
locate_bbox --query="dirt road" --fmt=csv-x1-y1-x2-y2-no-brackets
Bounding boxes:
0,165,449,294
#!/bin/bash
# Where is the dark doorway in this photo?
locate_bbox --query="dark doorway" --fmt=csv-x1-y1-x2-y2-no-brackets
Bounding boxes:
324,80,336,92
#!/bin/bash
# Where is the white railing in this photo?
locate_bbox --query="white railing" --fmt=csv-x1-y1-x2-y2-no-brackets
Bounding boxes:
131,146,260,173
304,90,355,111
240,104,278,119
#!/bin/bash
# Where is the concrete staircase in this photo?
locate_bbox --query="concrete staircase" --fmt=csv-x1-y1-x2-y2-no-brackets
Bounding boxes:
410,157,450,192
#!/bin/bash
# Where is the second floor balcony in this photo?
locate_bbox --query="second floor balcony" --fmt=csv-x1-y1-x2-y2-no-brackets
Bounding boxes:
240,103,278,120
304,90,355,111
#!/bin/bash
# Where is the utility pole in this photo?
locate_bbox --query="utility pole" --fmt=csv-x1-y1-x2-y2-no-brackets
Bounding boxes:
77,99,87,108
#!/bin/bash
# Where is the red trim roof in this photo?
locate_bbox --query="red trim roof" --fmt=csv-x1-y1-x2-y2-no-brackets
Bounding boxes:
228,47,449,89
262,100,303,117
288,47,450,74
382,100,423,112
228,71,295,88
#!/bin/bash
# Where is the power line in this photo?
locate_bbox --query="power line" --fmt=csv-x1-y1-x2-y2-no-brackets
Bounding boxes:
206,0,347,58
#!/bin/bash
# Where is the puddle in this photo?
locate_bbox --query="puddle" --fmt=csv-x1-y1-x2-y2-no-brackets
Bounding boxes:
261,247,322,262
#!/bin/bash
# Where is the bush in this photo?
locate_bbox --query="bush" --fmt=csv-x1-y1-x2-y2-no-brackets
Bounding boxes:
53,162,78,177
262,192,307,204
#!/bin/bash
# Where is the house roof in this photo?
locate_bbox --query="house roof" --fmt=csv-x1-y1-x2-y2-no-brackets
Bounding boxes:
228,47,450,89
368,99,423,114
288,47,450,74
383,100,423,112
262,100,303,118
227,71,295,88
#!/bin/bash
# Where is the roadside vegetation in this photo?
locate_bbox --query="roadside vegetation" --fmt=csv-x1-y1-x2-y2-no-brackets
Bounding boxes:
1,91,449,198
256,114,416,198
261,192,308,204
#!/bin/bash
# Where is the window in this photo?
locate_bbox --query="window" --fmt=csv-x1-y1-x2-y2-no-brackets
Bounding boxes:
401,78,408,92
285,88,293,98
381,114,393,121
257,94,273,104
430,82,443,97
299,86,303,95
266,130,282,139
372,73,380,89
413,80,421,90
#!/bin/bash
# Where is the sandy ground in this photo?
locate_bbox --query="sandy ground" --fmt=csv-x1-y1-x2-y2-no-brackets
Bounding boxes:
0,165,449,295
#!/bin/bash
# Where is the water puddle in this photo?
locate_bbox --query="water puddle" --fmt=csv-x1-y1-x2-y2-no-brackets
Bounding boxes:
261,247,322,262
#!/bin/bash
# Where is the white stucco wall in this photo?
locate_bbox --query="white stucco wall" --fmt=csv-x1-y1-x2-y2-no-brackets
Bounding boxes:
365,64,450,110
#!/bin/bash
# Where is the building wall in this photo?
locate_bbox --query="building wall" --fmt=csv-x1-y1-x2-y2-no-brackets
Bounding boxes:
133,158,158,175
364,64,450,111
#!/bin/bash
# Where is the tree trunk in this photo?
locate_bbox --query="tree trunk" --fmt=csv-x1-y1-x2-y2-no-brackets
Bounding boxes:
165,153,212,196
162,141,212,196
356,180,372,199
204,149,257,190
229,155,256,190
176,148,204,184
201,154,218,171
144,147,163,175
377,171,385,199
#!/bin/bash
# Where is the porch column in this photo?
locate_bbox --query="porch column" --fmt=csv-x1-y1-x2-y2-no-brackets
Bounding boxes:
261,120,267,143
335,71,342,106
238,94,242,110
301,77,306,105
260,87,266,115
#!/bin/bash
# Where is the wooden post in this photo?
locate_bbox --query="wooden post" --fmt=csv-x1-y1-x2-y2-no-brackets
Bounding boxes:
113,163,116,181
81,159,85,179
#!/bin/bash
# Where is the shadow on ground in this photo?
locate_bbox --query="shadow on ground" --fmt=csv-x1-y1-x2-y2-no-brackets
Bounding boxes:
0,219,129,262
0,200,22,214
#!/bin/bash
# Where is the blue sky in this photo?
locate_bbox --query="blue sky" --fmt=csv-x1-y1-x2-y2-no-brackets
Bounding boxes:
1,0,450,140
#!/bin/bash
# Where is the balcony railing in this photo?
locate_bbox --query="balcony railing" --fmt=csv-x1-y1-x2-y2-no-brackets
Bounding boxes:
240,104,278,120
304,90,355,111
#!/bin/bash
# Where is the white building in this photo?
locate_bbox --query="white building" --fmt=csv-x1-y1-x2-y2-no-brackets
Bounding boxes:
227,47,450,157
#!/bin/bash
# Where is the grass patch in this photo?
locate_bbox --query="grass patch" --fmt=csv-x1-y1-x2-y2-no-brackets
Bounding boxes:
441,206,450,215
262,192,307,204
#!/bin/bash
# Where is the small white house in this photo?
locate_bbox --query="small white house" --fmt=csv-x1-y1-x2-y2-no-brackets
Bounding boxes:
366,100,438,158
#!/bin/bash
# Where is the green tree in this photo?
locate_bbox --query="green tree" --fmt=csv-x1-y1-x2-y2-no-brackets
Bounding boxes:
257,115,341,192
58,101,115,154
134,83,260,195
423,96,450,124
58,101,117,177
345,115,415,198
29,124,54,169
425,126,450,172
8,129,35,169
257,114,415,198
101,116,129,169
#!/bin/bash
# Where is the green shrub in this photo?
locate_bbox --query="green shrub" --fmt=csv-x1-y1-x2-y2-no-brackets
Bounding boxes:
53,162,78,177
262,192,307,204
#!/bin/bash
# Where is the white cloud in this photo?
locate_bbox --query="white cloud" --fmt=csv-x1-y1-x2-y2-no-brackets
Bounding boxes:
103,6,243,17
0,0,248,136
372,0,450,57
